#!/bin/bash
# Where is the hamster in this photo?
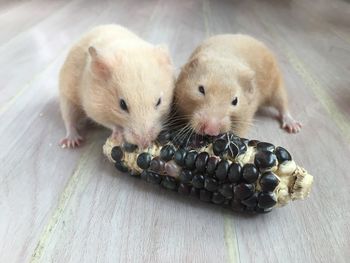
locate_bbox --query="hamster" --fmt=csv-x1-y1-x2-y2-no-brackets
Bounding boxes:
174,34,301,137
59,25,175,148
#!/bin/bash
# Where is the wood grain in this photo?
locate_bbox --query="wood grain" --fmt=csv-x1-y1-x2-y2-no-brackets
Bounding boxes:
0,0,349,262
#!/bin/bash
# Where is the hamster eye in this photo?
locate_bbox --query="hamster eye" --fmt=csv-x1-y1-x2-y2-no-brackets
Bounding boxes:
198,85,205,95
156,97,162,107
120,99,129,112
232,97,238,106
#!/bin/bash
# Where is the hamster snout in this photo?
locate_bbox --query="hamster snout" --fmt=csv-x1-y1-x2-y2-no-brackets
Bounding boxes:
192,111,231,136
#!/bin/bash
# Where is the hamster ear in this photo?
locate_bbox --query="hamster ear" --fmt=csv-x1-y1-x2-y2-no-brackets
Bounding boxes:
155,45,173,66
88,46,111,79
238,66,256,95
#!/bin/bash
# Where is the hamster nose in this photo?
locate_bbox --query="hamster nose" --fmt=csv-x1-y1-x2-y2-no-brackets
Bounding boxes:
201,121,221,136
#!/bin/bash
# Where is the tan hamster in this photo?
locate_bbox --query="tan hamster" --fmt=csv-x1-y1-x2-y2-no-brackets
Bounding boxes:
174,34,301,137
59,25,175,148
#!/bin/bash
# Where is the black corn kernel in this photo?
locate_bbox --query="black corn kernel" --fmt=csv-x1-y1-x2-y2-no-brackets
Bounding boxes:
212,192,225,204
228,163,242,183
241,192,258,207
174,148,187,166
184,151,198,170
257,142,275,153
258,192,277,209
137,152,152,169
260,172,280,192
111,146,124,162
204,177,219,192
275,146,292,163
160,145,176,161
234,183,255,200
199,189,212,202
206,157,219,175
123,143,138,152
213,138,228,156
219,184,234,198
146,172,162,184
149,157,165,173
179,170,194,183
254,151,277,170
242,163,259,183
195,152,209,172
248,140,260,147
178,183,191,195
191,174,205,189
115,161,129,173
157,130,172,145
161,176,177,190
215,160,230,181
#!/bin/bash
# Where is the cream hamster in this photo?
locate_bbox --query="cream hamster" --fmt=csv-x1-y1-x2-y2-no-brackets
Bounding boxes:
59,25,175,148
174,34,301,137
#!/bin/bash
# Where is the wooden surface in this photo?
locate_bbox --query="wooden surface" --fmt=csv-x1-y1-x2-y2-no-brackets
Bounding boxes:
0,0,349,262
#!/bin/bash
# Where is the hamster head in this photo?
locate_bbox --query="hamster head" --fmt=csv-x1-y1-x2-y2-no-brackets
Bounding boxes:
86,45,174,148
175,57,256,136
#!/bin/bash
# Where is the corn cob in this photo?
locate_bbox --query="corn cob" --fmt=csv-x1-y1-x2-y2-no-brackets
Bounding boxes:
103,131,313,214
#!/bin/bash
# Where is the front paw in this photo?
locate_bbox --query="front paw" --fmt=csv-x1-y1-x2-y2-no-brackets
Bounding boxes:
60,134,84,148
281,114,302,133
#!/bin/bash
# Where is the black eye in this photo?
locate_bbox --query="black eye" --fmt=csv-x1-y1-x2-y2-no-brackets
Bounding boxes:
156,97,161,107
120,99,128,112
198,85,205,95
232,97,238,106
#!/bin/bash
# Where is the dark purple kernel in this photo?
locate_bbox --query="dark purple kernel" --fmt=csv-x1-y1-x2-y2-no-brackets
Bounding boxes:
161,176,177,190
257,142,275,153
160,145,176,161
228,163,242,183
111,146,124,162
254,151,277,170
215,160,230,181
206,157,219,175
195,152,209,172
179,170,194,183
241,192,258,207
191,174,205,189
219,184,234,198
204,177,219,192
242,163,259,183
234,183,255,200
184,151,198,170
260,172,279,192
258,192,277,209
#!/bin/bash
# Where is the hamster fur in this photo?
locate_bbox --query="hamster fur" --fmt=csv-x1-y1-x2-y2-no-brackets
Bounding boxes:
59,25,175,148
174,34,301,137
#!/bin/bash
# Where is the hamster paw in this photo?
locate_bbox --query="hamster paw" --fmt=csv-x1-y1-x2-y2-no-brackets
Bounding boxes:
281,114,302,133
59,134,84,148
